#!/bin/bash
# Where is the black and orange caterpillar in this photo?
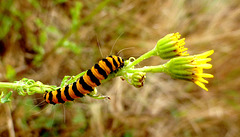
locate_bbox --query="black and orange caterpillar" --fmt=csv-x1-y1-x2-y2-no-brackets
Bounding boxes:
43,55,124,105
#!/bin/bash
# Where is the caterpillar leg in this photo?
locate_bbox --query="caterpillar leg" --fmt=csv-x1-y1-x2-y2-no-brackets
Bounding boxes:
87,88,110,100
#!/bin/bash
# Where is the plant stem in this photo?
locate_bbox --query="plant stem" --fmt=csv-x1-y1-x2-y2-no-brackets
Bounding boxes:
0,82,18,89
0,82,54,94
126,64,166,73
127,49,156,68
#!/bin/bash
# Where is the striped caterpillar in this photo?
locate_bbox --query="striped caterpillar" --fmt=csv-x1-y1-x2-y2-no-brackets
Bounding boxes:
43,55,124,105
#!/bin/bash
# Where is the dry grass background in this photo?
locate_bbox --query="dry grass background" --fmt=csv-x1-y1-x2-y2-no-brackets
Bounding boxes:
0,0,240,137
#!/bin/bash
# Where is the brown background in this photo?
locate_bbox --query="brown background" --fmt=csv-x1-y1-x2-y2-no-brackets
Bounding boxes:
0,0,240,137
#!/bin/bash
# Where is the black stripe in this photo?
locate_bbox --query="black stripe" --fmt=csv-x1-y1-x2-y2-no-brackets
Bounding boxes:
43,91,48,99
87,69,101,86
56,88,65,103
80,76,93,91
120,57,124,67
94,64,108,79
72,82,84,97
117,57,122,67
102,59,113,73
64,85,74,101
111,56,119,71
48,91,56,105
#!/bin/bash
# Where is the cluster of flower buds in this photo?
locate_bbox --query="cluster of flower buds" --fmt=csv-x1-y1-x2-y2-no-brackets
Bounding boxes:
123,32,214,91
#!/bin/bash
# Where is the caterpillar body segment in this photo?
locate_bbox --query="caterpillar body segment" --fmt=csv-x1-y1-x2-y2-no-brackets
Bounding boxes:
44,55,124,105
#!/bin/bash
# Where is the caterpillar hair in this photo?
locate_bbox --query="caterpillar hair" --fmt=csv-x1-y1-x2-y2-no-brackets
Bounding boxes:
43,55,124,105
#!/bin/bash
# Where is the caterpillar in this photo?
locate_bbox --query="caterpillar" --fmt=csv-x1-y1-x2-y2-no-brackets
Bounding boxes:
43,55,124,105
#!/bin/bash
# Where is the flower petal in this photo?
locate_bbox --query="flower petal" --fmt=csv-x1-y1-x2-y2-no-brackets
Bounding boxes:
194,81,208,91
199,73,214,78
196,50,214,58
197,64,212,69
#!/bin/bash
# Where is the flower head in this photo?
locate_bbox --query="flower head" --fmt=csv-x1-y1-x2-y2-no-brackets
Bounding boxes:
131,72,146,88
154,32,189,59
165,50,214,91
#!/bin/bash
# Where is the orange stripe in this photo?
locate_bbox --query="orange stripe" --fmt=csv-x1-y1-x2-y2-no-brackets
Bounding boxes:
60,87,68,101
68,84,79,99
76,80,90,94
52,90,58,103
98,60,111,74
46,93,50,103
91,66,105,80
83,73,97,87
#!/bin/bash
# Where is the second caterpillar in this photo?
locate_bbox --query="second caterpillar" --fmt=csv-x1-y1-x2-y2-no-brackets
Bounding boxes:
44,55,124,105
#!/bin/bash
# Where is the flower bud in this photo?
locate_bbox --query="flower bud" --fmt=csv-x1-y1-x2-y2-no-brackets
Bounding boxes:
165,50,214,91
154,32,189,59
131,72,146,88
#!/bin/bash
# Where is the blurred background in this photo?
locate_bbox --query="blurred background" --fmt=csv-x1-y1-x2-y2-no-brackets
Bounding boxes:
0,0,240,136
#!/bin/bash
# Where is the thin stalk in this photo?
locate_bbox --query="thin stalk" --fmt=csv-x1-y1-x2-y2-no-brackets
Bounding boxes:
127,49,156,68
0,82,54,94
126,64,166,73
0,82,18,89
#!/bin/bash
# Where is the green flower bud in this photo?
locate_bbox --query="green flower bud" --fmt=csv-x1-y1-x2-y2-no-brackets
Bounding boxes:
165,50,214,91
154,32,189,59
131,72,146,88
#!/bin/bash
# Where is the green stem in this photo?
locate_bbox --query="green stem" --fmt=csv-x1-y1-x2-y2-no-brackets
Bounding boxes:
0,82,18,89
0,81,55,95
126,64,166,73
127,49,156,68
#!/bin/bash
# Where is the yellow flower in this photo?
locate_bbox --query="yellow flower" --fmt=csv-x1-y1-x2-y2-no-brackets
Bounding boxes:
165,50,214,91
190,50,214,91
154,32,189,59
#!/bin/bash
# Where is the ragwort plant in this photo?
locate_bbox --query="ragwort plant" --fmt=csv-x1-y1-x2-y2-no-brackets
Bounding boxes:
0,32,214,103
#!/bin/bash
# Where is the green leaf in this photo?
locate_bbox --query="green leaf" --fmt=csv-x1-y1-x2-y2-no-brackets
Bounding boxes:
0,91,12,103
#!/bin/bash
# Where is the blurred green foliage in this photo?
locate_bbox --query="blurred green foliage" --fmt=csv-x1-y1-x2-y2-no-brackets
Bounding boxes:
54,0,67,5
0,0,21,39
123,130,133,137
28,0,41,10
70,1,83,30
5,65,16,81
